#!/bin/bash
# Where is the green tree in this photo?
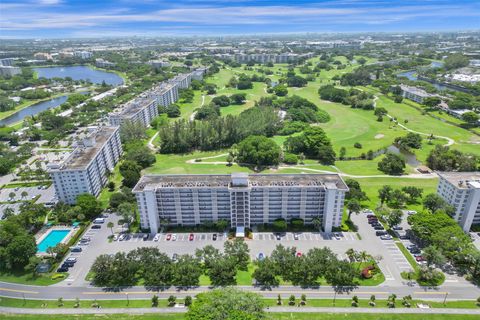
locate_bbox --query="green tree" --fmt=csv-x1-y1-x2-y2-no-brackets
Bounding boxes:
377,153,405,175
207,255,238,286
117,202,136,231
422,246,446,267
462,111,479,125
186,288,264,320
107,221,114,235
237,135,281,167
173,254,202,287
224,238,250,271
75,193,102,220
385,209,403,228
346,199,361,221
253,257,279,287
444,53,469,70
119,120,147,143
423,193,454,214
273,85,288,96
379,185,393,204
119,160,142,188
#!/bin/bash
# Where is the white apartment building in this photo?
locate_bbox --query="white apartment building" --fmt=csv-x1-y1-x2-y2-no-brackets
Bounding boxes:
149,60,171,68
437,172,480,231
109,97,158,127
74,51,93,59
149,82,179,106
169,73,192,89
48,126,122,204
133,173,348,234
0,58,14,66
191,67,208,81
0,66,21,77
400,85,436,104
95,58,116,68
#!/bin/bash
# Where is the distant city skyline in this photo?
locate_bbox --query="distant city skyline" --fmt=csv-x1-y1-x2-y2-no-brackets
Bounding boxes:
1,0,480,38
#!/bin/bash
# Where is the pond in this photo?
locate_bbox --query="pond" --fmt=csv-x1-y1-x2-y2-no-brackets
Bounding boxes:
0,95,68,126
34,65,124,86
396,61,447,91
386,145,420,167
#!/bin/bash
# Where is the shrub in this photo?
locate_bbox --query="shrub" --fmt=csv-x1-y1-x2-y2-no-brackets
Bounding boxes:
283,153,298,165
290,218,304,231
51,273,66,280
152,295,159,307
272,219,287,232
168,295,176,307
185,296,192,307
277,294,282,305
288,295,296,306
354,142,362,149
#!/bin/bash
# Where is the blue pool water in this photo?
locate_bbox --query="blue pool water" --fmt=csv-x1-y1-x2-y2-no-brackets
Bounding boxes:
37,230,70,253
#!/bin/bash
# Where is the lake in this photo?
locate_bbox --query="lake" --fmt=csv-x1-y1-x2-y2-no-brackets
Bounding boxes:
34,66,124,86
396,61,447,91
0,95,68,126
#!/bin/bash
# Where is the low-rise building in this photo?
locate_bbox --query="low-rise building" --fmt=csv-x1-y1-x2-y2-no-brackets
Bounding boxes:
34,52,53,61
0,66,21,77
48,126,122,204
149,60,171,68
95,58,116,68
191,67,208,80
74,51,93,59
400,85,435,104
133,173,348,234
437,172,480,231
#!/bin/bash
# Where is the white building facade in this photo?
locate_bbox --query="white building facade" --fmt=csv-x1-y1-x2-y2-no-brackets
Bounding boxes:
437,172,480,231
48,126,122,204
109,97,158,127
133,173,348,234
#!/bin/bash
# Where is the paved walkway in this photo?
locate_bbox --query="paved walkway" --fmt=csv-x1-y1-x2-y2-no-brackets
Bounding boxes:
2,306,480,315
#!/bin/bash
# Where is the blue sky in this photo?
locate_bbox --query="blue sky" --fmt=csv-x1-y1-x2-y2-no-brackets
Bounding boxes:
1,0,479,38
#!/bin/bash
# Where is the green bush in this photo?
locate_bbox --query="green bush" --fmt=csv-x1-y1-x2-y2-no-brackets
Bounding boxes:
283,153,298,164
272,219,287,232
290,218,304,231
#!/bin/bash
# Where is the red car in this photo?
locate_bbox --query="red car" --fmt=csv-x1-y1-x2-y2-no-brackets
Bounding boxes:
296,252,302,257
166,234,172,241
415,256,425,262
189,233,194,241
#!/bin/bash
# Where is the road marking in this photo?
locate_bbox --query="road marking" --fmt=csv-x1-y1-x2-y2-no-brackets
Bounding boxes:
0,287,38,294
413,291,449,295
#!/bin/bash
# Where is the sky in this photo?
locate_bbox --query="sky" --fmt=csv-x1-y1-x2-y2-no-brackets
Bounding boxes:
0,0,479,38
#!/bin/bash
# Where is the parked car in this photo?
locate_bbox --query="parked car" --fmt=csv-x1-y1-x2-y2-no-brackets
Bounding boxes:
91,225,101,229
113,234,119,241
380,235,393,240
166,234,172,241
296,252,302,257
70,247,82,252
57,267,68,272
392,226,403,230
212,234,217,241
189,233,194,241
65,257,77,263
171,234,177,241
399,235,409,240
333,232,341,240
62,262,74,268
366,214,376,219
407,210,417,215
93,218,105,224
410,248,421,254
376,231,387,236
258,253,265,261
153,234,160,242
293,233,299,240
276,234,281,240
374,226,384,230
407,244,418,250
142,233,149,241
172,253,178,261
415,256,425,262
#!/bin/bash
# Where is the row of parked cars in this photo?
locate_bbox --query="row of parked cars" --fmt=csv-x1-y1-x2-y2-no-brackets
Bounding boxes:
366,214,393,240
406,244,427,265
57,257,77,272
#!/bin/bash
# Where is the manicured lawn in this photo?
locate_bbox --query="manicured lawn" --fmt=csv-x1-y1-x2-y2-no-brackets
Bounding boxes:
355,177,438,212
98,164,123,208
0,271,66,286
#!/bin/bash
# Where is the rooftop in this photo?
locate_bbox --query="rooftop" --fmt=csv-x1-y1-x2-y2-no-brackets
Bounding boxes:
133,173,349,192
400,85,432,97
439,172,480,189
50,126,118,171
110,96,156,119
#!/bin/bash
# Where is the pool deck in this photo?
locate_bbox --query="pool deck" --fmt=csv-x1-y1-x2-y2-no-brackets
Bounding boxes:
35,226,77,256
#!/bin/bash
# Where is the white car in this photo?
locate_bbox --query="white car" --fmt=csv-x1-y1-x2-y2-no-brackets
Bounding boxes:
333,232,341,240
118,234,126,241
112,234,119,241
153,234,160,242
407,210,417,215
380,235,393,240
171,234,177,241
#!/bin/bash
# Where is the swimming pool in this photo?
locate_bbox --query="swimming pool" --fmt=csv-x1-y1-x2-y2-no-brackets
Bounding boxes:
37,229,70,253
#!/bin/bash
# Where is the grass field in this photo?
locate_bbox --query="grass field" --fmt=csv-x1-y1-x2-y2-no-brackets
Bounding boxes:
0,271,66,286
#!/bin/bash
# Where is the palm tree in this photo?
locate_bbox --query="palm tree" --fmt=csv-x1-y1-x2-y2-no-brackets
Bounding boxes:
107,221,114,235
8,192,15,201
346,248,356,263
21,191,28,200
360,251,369,264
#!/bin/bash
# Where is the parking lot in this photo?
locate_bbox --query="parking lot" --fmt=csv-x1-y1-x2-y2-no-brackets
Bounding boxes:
0,185,55,205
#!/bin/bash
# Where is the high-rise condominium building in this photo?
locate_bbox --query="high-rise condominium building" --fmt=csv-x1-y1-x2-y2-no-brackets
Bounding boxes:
48,126,122,204
437,172,480,231
133,173,348,234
